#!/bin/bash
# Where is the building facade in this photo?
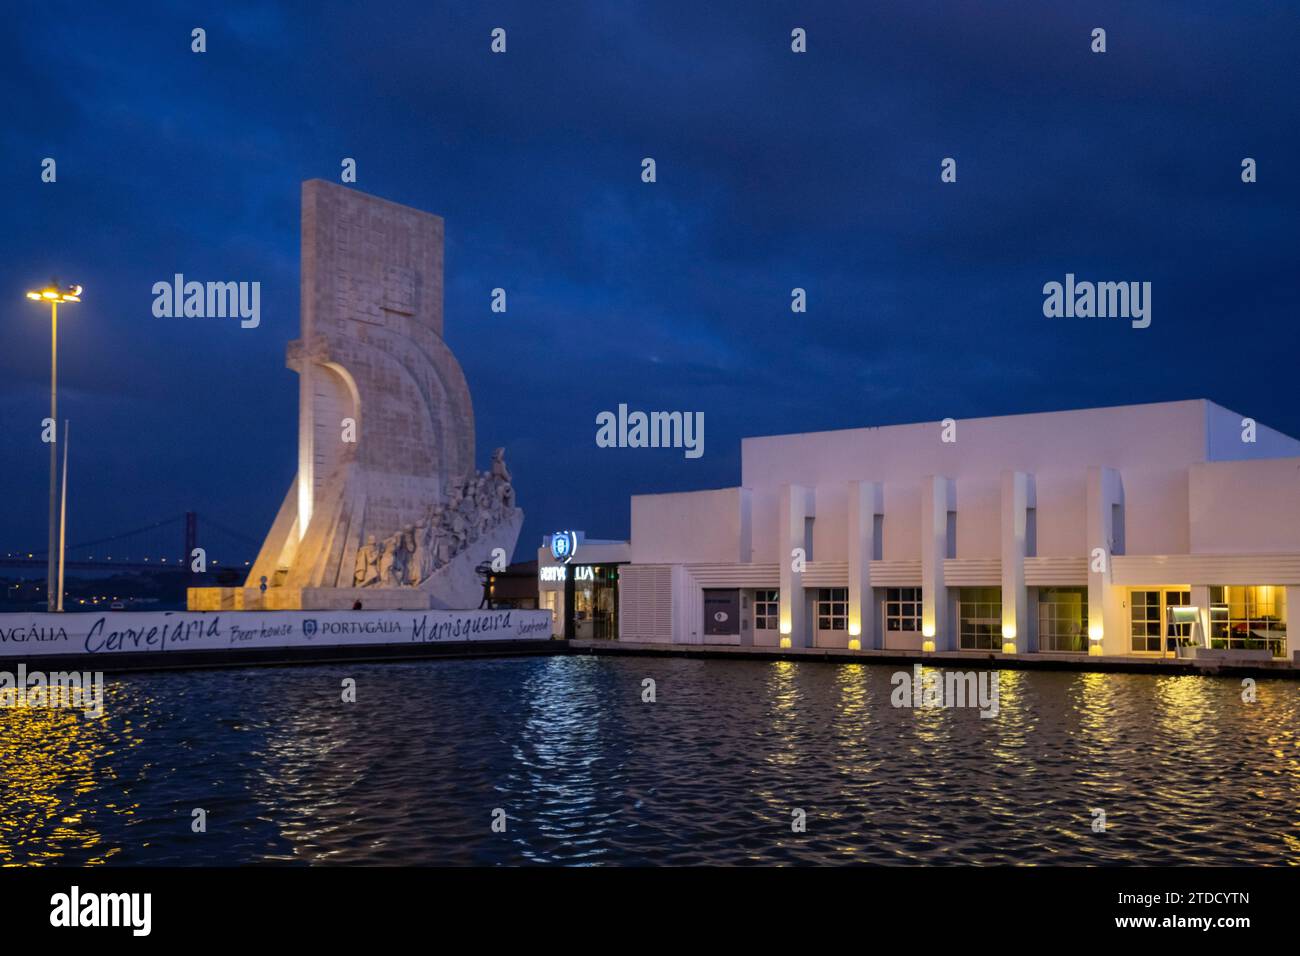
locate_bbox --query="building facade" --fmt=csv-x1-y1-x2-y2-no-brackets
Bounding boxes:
615,400,1300,661
537,535,630,639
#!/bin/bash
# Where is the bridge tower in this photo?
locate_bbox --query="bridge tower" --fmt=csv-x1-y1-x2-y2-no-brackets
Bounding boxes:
185,511,197,572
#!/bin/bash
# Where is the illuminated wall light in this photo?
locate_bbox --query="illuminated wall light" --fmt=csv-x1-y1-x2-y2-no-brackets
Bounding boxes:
848,621,861,637
1001,623,1017,654
922,624,935,639
847,638,861,651
1088,624,1104,656
779,618,792,636
921,640,936,652
779,637,792,649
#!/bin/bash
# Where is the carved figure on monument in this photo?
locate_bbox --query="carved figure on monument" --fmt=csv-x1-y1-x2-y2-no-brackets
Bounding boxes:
410,519,434,584
379,531,406,587
491,448,511,483
492,448,517,509
474,482,491,534
354,534,381,587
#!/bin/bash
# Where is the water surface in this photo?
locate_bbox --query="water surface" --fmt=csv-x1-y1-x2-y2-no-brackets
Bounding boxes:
2,656,1297,865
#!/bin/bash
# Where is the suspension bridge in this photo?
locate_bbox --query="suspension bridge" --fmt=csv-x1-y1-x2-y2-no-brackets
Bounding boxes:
0,512,259,573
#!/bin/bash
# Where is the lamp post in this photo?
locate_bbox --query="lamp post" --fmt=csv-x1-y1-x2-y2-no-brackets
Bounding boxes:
25,281,82,612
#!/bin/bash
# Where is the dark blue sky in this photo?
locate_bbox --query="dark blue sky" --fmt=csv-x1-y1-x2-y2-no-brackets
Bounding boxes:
2,1,1297,564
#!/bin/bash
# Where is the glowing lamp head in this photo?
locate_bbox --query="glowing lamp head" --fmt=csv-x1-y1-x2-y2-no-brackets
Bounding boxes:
921,639,936,653
1088,624,1104,655
779,637,792,649
26,281,83,304
847,638,861,651
779,619,792,636
848,621,861,637
922,624,935,639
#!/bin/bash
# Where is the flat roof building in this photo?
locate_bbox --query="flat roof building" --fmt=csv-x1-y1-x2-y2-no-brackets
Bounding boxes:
614,399,1300,661
537,535,630,640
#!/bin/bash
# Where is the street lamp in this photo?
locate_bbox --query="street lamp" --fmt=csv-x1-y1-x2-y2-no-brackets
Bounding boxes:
25,281,82,612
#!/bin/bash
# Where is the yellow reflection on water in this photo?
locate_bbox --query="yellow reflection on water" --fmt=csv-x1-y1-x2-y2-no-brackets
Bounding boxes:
831,664,872,785
834,663,869,726
910,664,949,746
990,669,1035,762
1075,671,1117,742
766,660,802,768
1152,675,1220,747
0,689,133,866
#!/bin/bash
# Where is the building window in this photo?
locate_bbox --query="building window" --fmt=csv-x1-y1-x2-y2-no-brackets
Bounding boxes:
1129,589,1191,653
1038,587,1088,653
816,588,847,631
543,590,560,633
1164,590,1192,649
958,587,1001,650
754,589,780,631
1129,590,1161,652
884,587,922,632
1210,586,1287,658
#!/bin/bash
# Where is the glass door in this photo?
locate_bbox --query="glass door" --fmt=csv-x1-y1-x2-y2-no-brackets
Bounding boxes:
1129,589,1191,654
814,588,848,644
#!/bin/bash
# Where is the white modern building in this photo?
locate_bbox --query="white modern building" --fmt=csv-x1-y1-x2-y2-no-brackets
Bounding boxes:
604,400,1300,661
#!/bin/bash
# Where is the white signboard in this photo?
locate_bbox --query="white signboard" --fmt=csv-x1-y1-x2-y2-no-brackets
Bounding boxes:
539,565,595,583
0,608,553,658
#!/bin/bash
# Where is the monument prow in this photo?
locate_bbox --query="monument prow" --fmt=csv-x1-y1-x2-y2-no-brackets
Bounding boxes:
190,181,521,612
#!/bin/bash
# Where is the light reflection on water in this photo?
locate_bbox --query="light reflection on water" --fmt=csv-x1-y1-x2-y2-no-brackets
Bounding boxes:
0,656,1296,865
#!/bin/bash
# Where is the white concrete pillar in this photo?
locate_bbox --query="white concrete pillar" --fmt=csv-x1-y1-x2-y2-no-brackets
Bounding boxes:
1086,466,1124,656
779,484,813,647
847,480,882,650
737,487,753,562
1286,586,1300,662
1000,471,1034,654
1190,585,1212,649
920,475,952,651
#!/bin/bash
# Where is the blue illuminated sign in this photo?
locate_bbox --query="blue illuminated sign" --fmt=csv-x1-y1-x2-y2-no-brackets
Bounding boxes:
550,530,578,564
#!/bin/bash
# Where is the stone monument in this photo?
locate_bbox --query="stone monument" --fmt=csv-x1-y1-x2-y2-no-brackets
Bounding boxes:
189,180,521,611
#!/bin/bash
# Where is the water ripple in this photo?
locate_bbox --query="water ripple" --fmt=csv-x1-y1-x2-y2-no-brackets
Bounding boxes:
0,656,1296,865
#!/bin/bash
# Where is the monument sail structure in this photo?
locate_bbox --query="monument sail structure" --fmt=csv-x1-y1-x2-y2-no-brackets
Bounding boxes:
190,180,521,611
